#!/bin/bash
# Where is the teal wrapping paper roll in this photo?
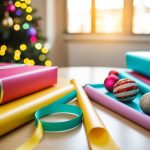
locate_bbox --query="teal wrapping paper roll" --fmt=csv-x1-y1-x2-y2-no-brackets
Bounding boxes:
119,72,150,94
126,51,150,77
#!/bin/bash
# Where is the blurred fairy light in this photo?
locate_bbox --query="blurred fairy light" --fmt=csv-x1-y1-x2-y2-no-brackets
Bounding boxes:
41,47,48,54
45,60,52,66
20,44,27,51
14,24,20,31
14,50,21,60
35,43,42,50
15,1,21,7
23,23,29,29
25,0,31,5
26,15,32,21
26,6,32,13
24,58,35,65
0,45,7,56
0,51,5,56
15,50,21,54
1,45,7,51
21,3,27,9
39,54,46,61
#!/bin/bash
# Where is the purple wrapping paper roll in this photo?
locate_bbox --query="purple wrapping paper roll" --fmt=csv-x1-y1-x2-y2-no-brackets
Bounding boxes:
84,85,150,130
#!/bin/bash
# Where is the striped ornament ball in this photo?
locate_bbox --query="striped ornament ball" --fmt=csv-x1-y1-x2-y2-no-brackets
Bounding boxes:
113,78,139,102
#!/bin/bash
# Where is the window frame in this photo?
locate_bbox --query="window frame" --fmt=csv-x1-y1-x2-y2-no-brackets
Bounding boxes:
66,0,150,35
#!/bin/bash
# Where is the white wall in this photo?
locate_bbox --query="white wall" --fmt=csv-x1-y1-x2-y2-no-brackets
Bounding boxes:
32,1,150,68
65,36,150,67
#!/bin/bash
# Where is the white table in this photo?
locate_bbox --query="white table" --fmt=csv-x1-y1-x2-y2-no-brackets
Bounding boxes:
0,67,150,150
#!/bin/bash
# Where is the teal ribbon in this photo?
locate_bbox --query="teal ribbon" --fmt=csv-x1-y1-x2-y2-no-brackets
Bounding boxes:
35,90,83,132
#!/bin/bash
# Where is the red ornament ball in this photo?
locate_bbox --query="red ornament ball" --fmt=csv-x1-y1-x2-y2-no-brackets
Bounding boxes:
104,75,119,92
113,78,139,102
108,70,119,76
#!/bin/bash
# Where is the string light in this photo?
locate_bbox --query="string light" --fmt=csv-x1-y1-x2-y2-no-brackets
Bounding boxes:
23,23,29,29
35,43,42,50
14,24,20,31
41,47,48,54
21,3,27,9
15,1,21,7
26,6,32,13
39,54,46,61
20,44,27,51
26,15,32,21
45,60,52,66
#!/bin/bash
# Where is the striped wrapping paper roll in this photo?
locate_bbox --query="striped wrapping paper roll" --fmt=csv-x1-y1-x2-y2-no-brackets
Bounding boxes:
113,78,139,102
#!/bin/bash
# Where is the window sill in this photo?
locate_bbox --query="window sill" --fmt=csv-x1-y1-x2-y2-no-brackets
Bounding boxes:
63,33,150,43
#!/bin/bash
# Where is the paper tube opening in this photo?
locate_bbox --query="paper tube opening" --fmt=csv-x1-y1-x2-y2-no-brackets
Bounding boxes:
89,127,109,146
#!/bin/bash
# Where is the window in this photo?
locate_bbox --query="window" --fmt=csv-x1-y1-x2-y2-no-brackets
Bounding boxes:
67,0,150,34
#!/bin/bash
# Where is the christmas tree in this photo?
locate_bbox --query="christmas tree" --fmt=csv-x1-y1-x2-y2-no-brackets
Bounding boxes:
0,0,52,66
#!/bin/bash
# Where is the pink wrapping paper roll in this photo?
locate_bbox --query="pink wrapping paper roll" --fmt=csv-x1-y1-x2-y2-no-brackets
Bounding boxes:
84,85,150,130
129,71,150,85
0,63,57,104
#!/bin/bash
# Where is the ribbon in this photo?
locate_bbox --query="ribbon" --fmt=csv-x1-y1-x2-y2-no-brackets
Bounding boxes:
0,84,76,136
16,90,83,150
71,79,119,150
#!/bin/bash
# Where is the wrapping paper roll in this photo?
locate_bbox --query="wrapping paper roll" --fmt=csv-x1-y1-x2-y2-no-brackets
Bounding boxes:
0,84,75,136
71,79,119,150
0,63,57,104
119,72,150,94
129,71,150,85
84,85,150,130
126,51,150,77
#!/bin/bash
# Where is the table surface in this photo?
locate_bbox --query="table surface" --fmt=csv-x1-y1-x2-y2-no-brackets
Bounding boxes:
0,67,150,150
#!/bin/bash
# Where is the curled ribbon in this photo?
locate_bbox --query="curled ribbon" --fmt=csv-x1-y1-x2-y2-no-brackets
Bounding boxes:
16,90,83,150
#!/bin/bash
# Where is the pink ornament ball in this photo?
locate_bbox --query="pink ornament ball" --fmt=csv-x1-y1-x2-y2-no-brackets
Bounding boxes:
104,75,119,92
6,4,16,13
113,78,139,102
108,70,119,76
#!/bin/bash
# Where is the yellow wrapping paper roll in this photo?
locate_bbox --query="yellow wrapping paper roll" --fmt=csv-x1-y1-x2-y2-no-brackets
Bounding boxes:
0,84,75,136
71,79,119,150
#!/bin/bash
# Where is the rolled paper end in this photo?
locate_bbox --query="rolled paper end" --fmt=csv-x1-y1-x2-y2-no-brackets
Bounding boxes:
89,127,119,150
71,79,119,150
0,80,3,104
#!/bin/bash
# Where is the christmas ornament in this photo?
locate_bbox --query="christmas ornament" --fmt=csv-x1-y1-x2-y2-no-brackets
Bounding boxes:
108,70,119,76
104,75,119,92
140,92,150,115
113,78,139,102
6,3,16,13
27,27,37,36
2,12,13,28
